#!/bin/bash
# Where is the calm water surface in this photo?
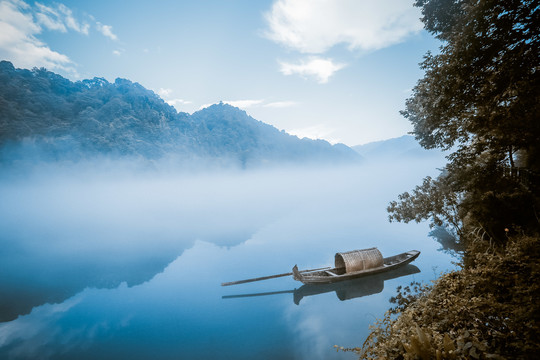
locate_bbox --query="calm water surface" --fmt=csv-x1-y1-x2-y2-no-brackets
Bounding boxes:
0,161,455,359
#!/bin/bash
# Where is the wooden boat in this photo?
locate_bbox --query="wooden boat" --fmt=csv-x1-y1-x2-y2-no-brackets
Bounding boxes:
222,264,420,305
292,264,420,304
292,248,420,284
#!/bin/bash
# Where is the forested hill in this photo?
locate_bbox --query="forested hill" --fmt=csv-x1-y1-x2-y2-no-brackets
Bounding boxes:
0,61,360,167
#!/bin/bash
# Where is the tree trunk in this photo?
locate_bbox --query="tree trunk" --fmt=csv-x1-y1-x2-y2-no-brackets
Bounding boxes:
509,146,515,169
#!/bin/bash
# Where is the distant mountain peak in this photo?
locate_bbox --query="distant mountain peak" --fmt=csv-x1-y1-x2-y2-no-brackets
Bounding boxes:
352,135,446,161
199,102,246,114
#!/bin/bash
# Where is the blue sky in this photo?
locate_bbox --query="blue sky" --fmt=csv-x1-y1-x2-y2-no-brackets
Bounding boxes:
0,0,440,146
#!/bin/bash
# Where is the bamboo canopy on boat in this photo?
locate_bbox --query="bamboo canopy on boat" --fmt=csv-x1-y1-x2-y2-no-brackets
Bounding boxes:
334,247,383,273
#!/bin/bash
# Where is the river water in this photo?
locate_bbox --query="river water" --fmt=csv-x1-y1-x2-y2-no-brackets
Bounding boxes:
0,159,455,359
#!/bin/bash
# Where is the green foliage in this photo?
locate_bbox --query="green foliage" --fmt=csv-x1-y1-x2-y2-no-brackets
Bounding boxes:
388,175,464,237
388,0,540,242
344,234,540,359
368,2,540,358
407,0,539,157
389,282,431,315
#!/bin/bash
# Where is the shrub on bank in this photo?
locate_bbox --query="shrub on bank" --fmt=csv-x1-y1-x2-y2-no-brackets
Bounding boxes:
344,235,540,359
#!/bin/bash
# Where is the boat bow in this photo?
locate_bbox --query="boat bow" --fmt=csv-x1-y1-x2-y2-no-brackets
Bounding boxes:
292,265,303,281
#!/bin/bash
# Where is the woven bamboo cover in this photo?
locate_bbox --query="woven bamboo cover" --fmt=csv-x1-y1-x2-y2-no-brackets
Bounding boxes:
334,247,383,273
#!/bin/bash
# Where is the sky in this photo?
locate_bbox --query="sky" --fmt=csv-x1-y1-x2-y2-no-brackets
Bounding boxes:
0,0,441,146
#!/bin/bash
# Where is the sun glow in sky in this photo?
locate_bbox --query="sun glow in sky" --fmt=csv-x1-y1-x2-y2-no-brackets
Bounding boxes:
0,0,440,146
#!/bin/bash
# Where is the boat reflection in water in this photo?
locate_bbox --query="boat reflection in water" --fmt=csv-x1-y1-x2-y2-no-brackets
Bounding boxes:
222,264,420,305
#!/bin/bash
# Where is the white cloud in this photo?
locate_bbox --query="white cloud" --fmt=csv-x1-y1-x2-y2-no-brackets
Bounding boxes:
224,99,264,109
279,57,345,83
0,0,106,77
112,49,122,56
264,101,297,108
155,88,192,111
166,99,192,110
157,88,173,97
35,3,67,32
288,124,341,144
0,0,75,74
33,2,89,34
0,0,39,36
57,3,89,34
199,100,263,111
96,22,118,41
199,99,298,111
264,0,423,54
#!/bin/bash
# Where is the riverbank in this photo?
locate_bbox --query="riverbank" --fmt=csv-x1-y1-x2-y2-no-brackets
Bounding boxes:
345,234,540,359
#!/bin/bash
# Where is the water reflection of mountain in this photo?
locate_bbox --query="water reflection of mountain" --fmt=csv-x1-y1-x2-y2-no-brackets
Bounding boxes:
1,232,255,323
0,253,178,323
223,264,420,305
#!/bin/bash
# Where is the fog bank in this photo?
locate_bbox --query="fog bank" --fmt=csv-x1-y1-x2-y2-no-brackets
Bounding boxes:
0,156,445,321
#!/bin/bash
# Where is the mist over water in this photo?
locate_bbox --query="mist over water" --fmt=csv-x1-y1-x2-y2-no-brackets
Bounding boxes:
0,156,454,359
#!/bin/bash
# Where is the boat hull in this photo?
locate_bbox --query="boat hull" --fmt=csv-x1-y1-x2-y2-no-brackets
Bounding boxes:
293,250,420,284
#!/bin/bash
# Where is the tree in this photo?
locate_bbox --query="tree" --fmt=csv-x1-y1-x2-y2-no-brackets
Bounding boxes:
389,0,540,243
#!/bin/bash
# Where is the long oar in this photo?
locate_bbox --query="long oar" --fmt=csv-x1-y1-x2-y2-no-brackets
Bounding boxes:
221,266,331,286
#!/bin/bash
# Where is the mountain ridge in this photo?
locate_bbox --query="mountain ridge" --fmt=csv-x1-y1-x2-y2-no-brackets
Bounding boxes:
0,61,360,167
